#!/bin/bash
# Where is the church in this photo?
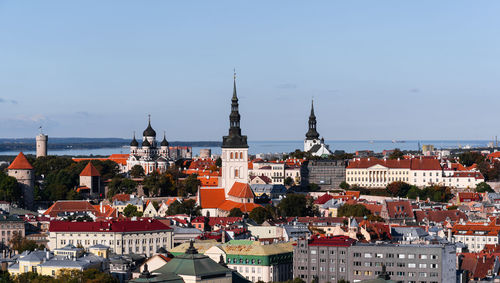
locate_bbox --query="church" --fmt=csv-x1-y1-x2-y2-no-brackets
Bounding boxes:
197,74,260,217
126,117,171,175
304,100,332,157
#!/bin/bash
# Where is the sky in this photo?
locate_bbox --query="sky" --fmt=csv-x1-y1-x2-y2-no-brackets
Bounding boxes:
1,1,499,141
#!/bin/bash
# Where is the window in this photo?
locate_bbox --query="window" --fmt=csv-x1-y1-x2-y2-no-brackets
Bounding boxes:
398,254,405,259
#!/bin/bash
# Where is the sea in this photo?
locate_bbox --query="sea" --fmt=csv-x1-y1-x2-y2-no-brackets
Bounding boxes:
0,140,492,157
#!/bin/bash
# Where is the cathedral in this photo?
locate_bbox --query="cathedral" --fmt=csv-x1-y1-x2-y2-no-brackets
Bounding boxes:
126,117,171,175
304,100,332,157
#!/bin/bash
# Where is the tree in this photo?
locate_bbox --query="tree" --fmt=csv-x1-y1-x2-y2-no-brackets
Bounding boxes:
180,174,201,197
284,177,294,186
249,206,273,224
458,151,485,167
142,171,175,197
122,204,143,217
9,234,43,253
228,208,243,217
388,148,404,160
337,204,371,218
166,199,200,216
339,181,350,190
278,194,309,217
386,181,411,197
215,157,222,167
476,182,493,193
107,177,137,198
130,165,145,178
0,171,22,205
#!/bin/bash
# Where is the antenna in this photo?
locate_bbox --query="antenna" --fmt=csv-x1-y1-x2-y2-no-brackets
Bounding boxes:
39,126,43,135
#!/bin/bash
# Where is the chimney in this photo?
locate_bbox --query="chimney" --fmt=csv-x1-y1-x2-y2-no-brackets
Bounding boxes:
46,251,50,260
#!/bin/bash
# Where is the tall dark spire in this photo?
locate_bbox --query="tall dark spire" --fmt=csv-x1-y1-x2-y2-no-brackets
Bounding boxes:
222,71,248,148
130,131,138,147
143,114,156,137
305,99,320,140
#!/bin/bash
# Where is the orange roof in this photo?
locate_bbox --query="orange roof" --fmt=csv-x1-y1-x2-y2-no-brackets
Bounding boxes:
80,162,101,177
8,152,33,170
112,194,131,202
199,176,219,187
345,191,361,198
227,182,254,199
45,201,116,218
218,200,261,213
199,188,226,208
76,186,90,193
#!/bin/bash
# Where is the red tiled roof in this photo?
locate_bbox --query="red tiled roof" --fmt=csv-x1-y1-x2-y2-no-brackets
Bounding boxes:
307,235,357,247
345,191,361,198
112,194,131,202
385,200,414,219
44,201,116,218
199,176,219,187
415,210,467,224
80,162,101,177
451,172,484,180
49,218,171,232
8,152,33,170
314,193,334,205
217,200,261,213
410,158,441,170
458,192,482,202
460,254,497,279
250,175,272,184
199,188,226,208
227,182,254,198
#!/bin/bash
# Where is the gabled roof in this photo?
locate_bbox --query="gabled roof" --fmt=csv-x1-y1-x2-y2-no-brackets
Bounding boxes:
385,200,414,219
199,188,226,209
80,162,101,177
314,193,334,205
8,152,33,170
415,210,467,224
218,200,261,213
227,182,254,198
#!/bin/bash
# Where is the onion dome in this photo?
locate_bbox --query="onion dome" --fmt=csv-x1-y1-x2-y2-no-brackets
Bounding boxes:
142,139,151,147
161,132,169,147
130,132,139,147
143,115,156,137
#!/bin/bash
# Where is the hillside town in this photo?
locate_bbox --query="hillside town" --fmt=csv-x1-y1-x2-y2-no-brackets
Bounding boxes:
0,77,499,283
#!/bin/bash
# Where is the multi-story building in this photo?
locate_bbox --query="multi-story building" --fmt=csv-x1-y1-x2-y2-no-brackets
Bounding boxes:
249,160,302,185
346,157,483,189
7,152,34,209
48,219,173,257
293,236,355,283
452,219,500,252
0,214,25,247
349,242,456,283
301,160,346,190
293,235,456,283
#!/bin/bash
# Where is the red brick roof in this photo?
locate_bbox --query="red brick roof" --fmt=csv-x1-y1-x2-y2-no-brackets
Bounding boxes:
227,182,254,198
217,200,261,213
250,175,272,184
49,218,171,233
458,192,482,202
313,193,334,205
199,188,226,208
44,201,116,218
385,200,414,219
307,235,357,247
80,162,101,177
460,254,497,280
8,152,33,170
112,194,131,202
415,210,467,224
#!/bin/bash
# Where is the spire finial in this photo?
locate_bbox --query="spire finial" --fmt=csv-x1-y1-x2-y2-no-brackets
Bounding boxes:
232,69,238,100
39,126,43,135
148,114,151,124
133,131,136,138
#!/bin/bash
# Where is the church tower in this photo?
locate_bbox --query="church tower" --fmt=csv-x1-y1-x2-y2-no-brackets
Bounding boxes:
304,99,320,152
221,72,249,195
36,127,48,158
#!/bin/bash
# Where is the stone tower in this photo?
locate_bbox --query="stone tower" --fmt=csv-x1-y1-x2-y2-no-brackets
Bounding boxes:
36,128,48,158
79,162,101,196
8,152,34,209
221,72,249,195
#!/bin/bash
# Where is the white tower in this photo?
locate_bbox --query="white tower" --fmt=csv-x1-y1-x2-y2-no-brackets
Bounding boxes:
221,72,249,195
36,127,48,158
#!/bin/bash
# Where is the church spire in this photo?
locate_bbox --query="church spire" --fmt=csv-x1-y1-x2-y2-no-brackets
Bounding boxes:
305,99,320,140
222,71,248,148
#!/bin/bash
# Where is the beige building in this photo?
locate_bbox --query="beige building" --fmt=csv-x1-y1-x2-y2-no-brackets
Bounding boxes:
0,214,25,247
48,219,173,257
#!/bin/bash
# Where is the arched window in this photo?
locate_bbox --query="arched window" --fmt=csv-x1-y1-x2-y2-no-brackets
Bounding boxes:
239,152,243,159
230,152,233,159
235,169,239,178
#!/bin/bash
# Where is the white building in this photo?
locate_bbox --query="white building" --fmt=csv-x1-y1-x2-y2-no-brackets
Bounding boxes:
48,219,173,257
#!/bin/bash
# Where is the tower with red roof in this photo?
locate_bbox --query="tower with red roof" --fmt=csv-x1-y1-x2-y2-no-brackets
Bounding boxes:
79,162,101,196
8,152,34,209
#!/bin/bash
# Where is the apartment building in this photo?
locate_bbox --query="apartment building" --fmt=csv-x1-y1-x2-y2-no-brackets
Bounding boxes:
293,235,456,283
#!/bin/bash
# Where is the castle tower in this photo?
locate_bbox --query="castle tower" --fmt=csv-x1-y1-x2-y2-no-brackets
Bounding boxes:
8,152,34,209
36,127,48,158
304,99,320,152
221,72,249,195
79,162,101,195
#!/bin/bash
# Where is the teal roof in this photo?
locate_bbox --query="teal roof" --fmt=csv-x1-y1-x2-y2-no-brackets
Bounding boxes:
153,253,230,278
129,272,184,283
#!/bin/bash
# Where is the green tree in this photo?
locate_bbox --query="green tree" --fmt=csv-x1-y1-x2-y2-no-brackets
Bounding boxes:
122,204,143,217
388,148,404,160
476,182,493,193
228,208,243,217
339,181,350,190
0,171,22,205
166,199,200,216
278,194,309,217
447,205,458,210
386,181,411,197
180,174,201,197
458,151,485,167
406,186,420,199
249,206,273,224
107,177,137,198
142,171,175,197
9,234,44,253
284,177,294,186
130,165,145,178
215,157,222,167
337,204,371,217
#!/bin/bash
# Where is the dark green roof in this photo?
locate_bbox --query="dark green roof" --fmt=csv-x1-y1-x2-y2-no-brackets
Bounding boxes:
129,272,184,283
153,253,230,278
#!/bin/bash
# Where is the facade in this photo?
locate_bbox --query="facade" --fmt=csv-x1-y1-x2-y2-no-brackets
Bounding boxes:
126,117,170,175
452,219,500,252
301,160,346,189
0,214,25,247
48,219,173,257
7,152,34,209
36,132,48,158
347,157,484,189
304,100,332,157
249,161,301,185
293,236,456,283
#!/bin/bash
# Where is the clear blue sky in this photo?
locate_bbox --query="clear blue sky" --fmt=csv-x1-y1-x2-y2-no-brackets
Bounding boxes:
1,1,499,141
